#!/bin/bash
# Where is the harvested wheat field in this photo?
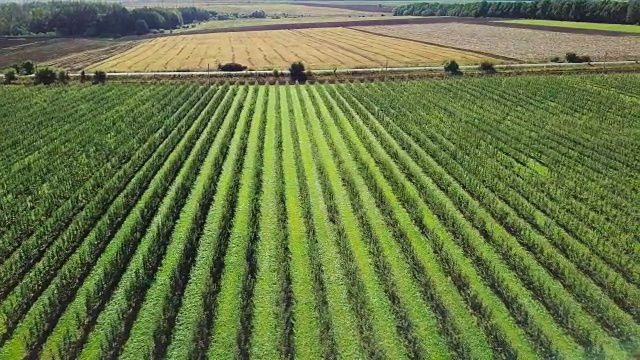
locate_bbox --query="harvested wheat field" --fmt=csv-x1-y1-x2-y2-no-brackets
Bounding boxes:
89,27,495,71
359,23,640,62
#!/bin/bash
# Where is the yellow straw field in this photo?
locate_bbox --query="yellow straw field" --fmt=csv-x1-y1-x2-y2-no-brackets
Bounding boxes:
89,27,495,71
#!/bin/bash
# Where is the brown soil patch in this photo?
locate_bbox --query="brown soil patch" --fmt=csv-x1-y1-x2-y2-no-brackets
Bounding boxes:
0,37,52,50
0,38,138,70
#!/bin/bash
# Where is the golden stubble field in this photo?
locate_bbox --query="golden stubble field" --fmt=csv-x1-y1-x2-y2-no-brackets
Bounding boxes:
89,27,495,71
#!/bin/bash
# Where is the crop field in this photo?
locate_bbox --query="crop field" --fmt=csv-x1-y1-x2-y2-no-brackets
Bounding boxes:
0,74,638,359
183,15,417,32
127,2,373,17
500,19,640,34
361,23,640,61
89,27,493,71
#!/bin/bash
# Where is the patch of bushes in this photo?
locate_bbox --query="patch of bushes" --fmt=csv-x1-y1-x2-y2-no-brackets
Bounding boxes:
7,60,35,75
565,52,591,63
57,70,70,84
3,68,17,84
93,71,107,84
218,63,248,72
34,67,58,85
444,60,462,75
289,61,308,83
478,61,496,74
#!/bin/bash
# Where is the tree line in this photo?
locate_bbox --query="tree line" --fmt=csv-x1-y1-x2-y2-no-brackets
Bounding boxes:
0,2,217,37
393,0,640,25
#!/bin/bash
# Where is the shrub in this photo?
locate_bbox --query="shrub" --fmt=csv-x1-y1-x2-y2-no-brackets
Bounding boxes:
289,61,307,83
57,70,69,84
550,56,562,63
565,52,591,63
565,52,580,63
273,69,280,78
93,71,107,84
218,63,247,72
34,68,57,85
444,60,462,75
3,68,17,84
478,61,496,74
80,70,87,83
21,61,35,75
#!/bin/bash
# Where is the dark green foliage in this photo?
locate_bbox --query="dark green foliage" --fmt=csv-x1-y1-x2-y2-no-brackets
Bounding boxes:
444,60,462,75
565,52,591,63
394,0,636,25
218,63,248,72
0,2,216,37
249,10,266,18
57,70,69,84
93,71,107,84
21,61,35,75
550,56,562,63
478,61,496,74
289,62,308,83
627,0,640,24
3,68,16,84
135,19,150,35
34,68,57,85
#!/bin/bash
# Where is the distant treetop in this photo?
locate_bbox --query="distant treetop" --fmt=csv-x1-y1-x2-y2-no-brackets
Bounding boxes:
394,0,639,25
0,2,217,37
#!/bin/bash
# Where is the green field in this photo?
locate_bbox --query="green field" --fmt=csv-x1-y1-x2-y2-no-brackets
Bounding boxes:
0,74,639,359
502,19,640,34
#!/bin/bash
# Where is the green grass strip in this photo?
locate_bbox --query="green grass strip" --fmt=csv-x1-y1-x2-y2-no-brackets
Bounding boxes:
207,85,267,358
248,85,287,359
279,85,324,359
291,85,365,359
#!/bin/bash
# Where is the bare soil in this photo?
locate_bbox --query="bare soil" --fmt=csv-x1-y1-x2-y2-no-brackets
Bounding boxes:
360,23,640,62
0,38,138,70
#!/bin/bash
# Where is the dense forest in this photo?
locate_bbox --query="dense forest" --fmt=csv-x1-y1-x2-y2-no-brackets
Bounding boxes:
394,0,640,25
0,2,216,37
